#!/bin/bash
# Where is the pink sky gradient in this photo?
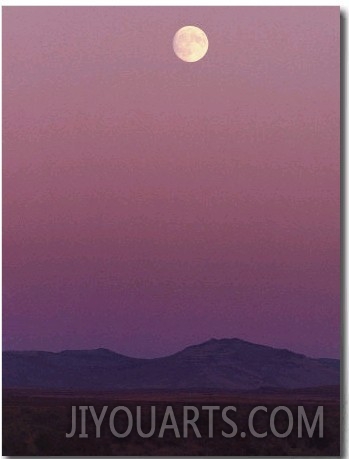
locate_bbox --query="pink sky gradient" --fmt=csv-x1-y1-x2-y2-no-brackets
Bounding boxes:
3,7,340,358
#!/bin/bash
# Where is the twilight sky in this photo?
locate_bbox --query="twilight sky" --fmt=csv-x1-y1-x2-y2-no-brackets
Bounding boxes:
3,7,340,358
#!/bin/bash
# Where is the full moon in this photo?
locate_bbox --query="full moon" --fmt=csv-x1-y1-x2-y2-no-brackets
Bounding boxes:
173,26,208,63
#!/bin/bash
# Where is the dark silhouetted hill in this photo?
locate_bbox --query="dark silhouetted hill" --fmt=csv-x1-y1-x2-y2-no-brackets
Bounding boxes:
3,338,339,391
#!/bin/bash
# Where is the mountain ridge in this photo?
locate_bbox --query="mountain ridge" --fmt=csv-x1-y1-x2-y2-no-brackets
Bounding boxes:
3,337,338,360
3,338,339,391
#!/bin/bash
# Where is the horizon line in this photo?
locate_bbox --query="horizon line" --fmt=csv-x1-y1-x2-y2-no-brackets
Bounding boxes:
2,337,340,361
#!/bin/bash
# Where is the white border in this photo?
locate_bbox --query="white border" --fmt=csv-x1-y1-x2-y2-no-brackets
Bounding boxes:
0,2,346,459
0,0,345,5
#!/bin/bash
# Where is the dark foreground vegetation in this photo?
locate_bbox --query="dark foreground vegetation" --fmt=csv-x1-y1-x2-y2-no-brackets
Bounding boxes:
3,386,340,456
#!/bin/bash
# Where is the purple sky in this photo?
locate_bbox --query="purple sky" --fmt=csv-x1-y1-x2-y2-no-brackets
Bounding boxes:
3,7,340,358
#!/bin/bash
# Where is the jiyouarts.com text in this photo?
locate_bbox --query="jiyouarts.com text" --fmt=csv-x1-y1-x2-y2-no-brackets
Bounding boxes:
66,404,324,439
